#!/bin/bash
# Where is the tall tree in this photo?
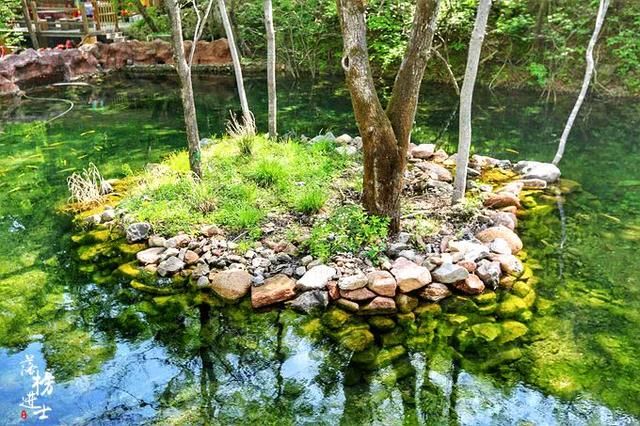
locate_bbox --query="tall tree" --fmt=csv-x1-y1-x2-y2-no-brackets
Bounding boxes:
218,0,252,127
264,0,277,138
452,0,492,203
552,0,610,166
165,0,203,178
337,0,440,232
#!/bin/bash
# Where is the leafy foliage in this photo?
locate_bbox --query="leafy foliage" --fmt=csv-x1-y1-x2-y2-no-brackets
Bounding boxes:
0,0,24,49
307,205,389,262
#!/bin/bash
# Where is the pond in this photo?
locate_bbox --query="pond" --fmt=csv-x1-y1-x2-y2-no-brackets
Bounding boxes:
0,74,639,425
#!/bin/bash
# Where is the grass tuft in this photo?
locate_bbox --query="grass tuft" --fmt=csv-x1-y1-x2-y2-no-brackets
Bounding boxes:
294,187,327,214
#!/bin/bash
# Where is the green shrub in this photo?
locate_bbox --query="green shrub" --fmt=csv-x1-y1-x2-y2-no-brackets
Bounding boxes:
307,205,389,262
294,187,327,214
238,136,254,157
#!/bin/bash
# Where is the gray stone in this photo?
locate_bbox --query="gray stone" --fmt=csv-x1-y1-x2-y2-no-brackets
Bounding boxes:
387,242,412,257
196,275,210,288
300,255,313,266
447,240,490,262
338,271,368,290
136,247,165,265
476,260,501,288
336,133,353,144
336,145,358,156
432,262,469,284
126,222,151,243
192,263,210,277
398,249,417,261
490,238,512,255
101,208,116,222
336,298,360,312
157,256,185,276
294,266,306,278
286,290,329,314
296,265,336,291
514,161,561,183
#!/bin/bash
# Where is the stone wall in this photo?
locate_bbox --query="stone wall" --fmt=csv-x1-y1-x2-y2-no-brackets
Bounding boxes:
0,39,232,96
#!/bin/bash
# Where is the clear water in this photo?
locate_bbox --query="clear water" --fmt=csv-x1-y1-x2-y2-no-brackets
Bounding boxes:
0,74,639,425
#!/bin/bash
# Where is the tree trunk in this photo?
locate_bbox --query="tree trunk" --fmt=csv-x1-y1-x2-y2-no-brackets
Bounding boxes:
133,0,159,33
218,0,251,125
21,0,39,49
452,0,492,203
165,0,202,179
264,0,277,138
552,0,610,166
337,0,439,233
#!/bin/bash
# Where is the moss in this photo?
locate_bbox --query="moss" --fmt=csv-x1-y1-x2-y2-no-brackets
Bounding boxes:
372,345,406,369
471,322,502,342
445,314,469,326
396,312,415,326
496,294,528,318
322,308,351,329
71,228,113,245
442,296,479,314
299,318,324,339
117,241,146,256
368,316,396,331
418,318,439,334
351,345,379,364
117,261,142,280
498,320,528,344
91,270,116,285
77,241,113,261
406,334,434,351
477,303,497,315
414,303,442,319
337,325,374,352
381,328,407,347
473,291,497,305
512,281,532,298
130,279,179,295
480,347,523,369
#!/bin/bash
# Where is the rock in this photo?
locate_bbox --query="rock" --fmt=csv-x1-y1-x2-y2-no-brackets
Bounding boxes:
336,145,358,156
192,263,210,277
101,209,116,222
518,178,547,190
294,266,306,278
498,321,529,344
395,294,419,313
184,250,199,265
457,260,477,273
336,133,353,144
420,283,451,302
251,274,297,308
432,262,469,284
387,242,412,257
487,211,517,231
136,247,165,265
157,256,185,276
476,225,523,254
454,274,485,295
416,161,453,182
514,161,560,183
209,270,252,302
340,287,377,301
367,270,397,297
287,290,329,314
126,222,151,243
494,254,524,276
148,235,167,247
300,255,313,266
390,257,432,292
327,281,340,300
165,234,191,248
338,271,368,290
500,181,524,195
336,298,360,312
361,297,397,315
476,260,502,288
296,265,336,291
484,193,521,209
411,143,436,159
490,238,512,255
447,240,490,262
196,275,210,288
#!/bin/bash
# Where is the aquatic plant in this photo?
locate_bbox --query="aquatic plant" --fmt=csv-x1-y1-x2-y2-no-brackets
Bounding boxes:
66,163,111,204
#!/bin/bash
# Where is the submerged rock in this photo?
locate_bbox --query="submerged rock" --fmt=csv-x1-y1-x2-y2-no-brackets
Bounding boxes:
251,274,297,308
126,222,151,243
210,270,252,302
514,161,561,183
287,290,329,314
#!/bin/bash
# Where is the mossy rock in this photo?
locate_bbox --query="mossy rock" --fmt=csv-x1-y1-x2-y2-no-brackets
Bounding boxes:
481,168,516,183
117,261,143,280
322,308,351,329
396,312,416,326
443,296,478,314
471,322,502,343
372,345,406,369
559,178,581,194
152,293,194,310
91,270,115,285
71,228,113,245
368,316,396,331
445,314,469,326
414,303,442,319
192,292,224,308
351,345,379,364
77,242,114,261
78,264,97,274
418,318,439,334
481,347,523,369
477,303,498,315
473,291,497,305
337,326,374,352
299,318,324,339
406,334,434,351
512,281,532,298
117,242,146,257
498,320,528,344
520,265,534,281
381,328,407,347
522,290,537,309
496,294,528,318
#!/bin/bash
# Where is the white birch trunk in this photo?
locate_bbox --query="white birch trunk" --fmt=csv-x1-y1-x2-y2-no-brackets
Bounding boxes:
553,0,610,166
218,0,251,125
452,0,492,203
264,0,277,138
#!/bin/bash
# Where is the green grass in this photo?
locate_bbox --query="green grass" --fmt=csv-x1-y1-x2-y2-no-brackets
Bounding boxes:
118,135,350,236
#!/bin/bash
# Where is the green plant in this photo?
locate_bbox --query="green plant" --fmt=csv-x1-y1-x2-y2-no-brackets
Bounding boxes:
248,159,287,188
238,136,254,157
528,62,548,88
294,187,327,214
307,205,389,262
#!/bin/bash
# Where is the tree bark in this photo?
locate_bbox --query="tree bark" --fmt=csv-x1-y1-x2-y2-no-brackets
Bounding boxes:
165,0,202,178
133,0,159,33
218,0,251,125
337,0,440,232
452,0,492,203
264,0,277,138
21,0,39,49
553,0,610,166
